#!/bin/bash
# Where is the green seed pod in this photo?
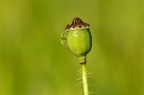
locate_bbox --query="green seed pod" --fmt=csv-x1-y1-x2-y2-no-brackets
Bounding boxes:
61,17,92,63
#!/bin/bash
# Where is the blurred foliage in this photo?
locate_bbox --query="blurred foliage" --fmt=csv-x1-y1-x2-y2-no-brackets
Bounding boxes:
0,0,144,95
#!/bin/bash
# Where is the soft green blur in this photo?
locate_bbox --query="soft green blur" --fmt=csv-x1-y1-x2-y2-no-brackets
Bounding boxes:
0,0,144,95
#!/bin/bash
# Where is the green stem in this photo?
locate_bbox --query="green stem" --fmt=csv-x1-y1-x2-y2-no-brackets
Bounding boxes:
81,63,89,95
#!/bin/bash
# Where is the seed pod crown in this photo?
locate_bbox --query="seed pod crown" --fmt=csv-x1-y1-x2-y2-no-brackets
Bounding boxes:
65,17,90,30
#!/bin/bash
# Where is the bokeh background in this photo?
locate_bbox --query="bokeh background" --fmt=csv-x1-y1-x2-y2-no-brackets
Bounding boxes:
0,0,144,95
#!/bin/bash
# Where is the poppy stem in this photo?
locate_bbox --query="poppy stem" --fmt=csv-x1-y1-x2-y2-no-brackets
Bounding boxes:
81,63,89,95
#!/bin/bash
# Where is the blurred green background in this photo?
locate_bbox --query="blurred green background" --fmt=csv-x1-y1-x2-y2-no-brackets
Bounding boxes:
0,0,144,95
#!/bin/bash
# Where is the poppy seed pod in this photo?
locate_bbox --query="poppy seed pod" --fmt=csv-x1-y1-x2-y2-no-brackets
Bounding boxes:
61,17,92,63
